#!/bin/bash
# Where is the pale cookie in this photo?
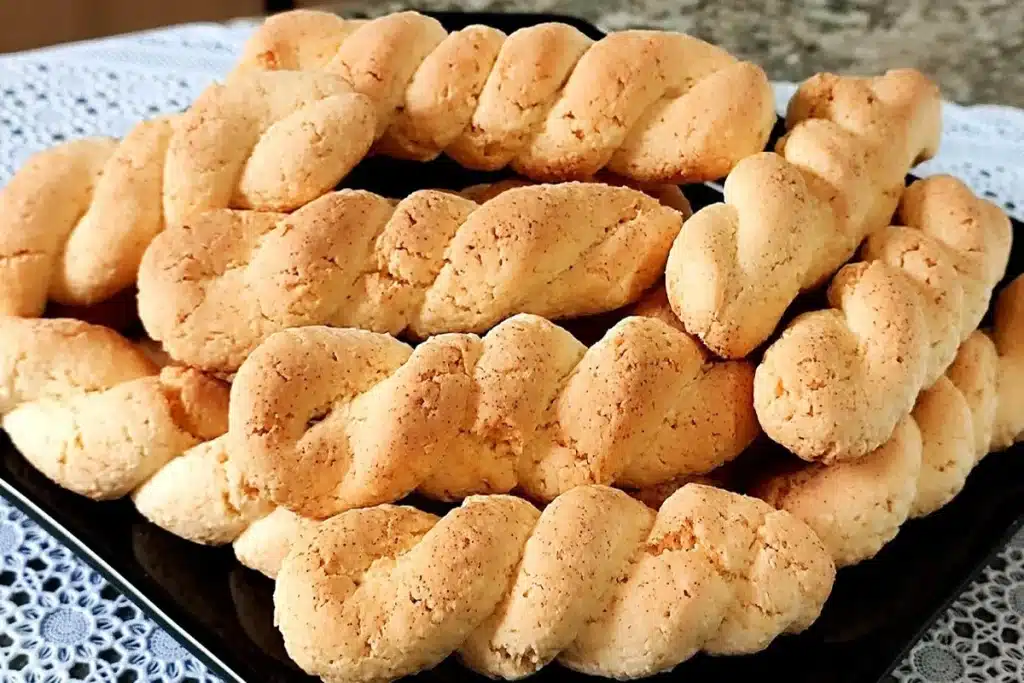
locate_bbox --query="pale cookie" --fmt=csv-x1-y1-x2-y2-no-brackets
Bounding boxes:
665,69,941,358
132,435,272,546
946,331,999,460
755,329,1000,563
276,496,539,682
275,485,834,682
666,152,826,358
0,316,155,413
755,176,1012,462
163,69,376,225
237,10,775,183
138,182,683,373
909,376,975,518
0,119,180,312
992,276,1024,450
233,507,319,579
754,260,929,463
894,175,1012,340
230,314,758,518
4,366,228,500
459,487,656,678
753,417,923,568
0,137,115,315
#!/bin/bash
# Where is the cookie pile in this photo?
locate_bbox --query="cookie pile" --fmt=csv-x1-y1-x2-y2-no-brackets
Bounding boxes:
0,9,1019,682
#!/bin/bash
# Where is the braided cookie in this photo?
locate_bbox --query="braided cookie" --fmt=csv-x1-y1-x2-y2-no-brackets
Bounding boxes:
274,484,834,681
0,120,170,315
991,275,1024,450
138,182,683,374
163,69,375,226
754,176,1012,463
0,69,375,316
754,330,997,567
0,318,229,500
131,435,315,578
236,10,775,183
665,69,941,358
230,313,758,518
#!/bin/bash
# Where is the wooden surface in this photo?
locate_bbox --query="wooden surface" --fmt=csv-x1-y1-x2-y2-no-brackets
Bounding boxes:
0,0,265,53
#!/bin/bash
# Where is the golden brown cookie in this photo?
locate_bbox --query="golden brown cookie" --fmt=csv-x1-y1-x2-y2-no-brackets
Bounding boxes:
754,260,929,463
755,177,1011,463
665,69,941,358
755,332,998,565
236,10,775,183
138,182,683,373
275,485,834,681
992,276,1024,450
0,316,155,413
0,119,173,314
752,417,923,567
230,313,758,518
0,317,229,500
163,69,376,225
946,331,999,460
909,376,975,518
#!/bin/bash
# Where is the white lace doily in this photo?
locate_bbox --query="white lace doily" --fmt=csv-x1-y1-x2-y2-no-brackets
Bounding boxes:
0,495,218,682
0,18,1023,683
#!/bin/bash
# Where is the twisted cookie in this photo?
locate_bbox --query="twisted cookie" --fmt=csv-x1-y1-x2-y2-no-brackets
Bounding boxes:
991,275,1024,450
754,176,1012,463
0,66,373,316
275,484,834,681
230,313,758,518
138,182,683,373
236,10,775,183
665,69,941,358
163,69,375,226
0,121,170,314
0,318,294,575
131,434,315,578
0,318,229,500
754,329,997,567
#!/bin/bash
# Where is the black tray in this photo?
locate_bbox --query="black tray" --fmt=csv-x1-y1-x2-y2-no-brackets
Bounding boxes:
2,10,1024,683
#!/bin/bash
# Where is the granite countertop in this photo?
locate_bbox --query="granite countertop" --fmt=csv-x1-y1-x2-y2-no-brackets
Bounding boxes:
326,0,1024,107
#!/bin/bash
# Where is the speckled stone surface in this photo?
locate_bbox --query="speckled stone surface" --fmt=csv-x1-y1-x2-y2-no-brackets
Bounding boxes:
324,0,1024,106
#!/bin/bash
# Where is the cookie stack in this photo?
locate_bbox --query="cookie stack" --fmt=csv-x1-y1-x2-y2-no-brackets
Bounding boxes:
0,9,1019,682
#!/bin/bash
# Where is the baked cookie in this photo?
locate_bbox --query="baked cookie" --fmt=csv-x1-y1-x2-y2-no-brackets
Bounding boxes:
753,417,923,567
138,182,684,373
0,121,170,315
992,275,1024,450
0,317,229,500
274,485,834,681
946,331,999,460
236,10,776,183
229,313,758,518
665,69,941,358
755,176,1011,463
754,331,997,566
132,435,272,546
163,69,375,225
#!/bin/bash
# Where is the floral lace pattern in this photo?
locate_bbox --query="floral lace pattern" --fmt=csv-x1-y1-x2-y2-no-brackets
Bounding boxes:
0,18,1023,683
0,495,218,682
886,526,1024,683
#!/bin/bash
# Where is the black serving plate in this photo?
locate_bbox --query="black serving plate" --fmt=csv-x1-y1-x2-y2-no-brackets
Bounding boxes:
2,9,1024,683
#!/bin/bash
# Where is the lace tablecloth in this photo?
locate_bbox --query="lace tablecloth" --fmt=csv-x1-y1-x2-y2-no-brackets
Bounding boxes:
1,18,1023,683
